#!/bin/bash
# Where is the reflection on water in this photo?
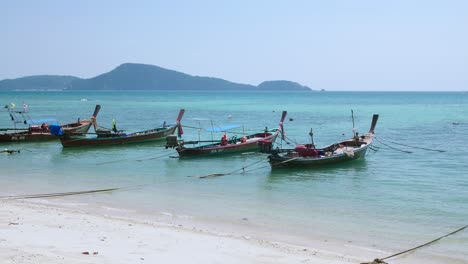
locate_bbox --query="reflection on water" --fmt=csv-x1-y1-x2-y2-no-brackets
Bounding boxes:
56,143,168,161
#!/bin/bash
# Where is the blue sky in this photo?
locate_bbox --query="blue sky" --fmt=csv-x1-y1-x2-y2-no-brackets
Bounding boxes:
1,0,467,91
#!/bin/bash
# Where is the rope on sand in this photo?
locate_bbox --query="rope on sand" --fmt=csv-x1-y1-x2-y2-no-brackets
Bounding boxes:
0,188,121,200
361,224,468,264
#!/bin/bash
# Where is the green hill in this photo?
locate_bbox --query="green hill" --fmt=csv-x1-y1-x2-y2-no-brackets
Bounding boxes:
257,80,311,91
70,63,257,90
0,75,80,90
0,63,312,91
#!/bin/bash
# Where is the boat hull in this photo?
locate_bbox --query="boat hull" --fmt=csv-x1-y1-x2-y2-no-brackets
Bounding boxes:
176,132,278,157
268,144,369,168
60,126,177,147
0,131,56,142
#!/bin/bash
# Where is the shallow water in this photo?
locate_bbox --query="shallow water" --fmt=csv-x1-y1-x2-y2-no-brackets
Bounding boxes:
1,90,467,262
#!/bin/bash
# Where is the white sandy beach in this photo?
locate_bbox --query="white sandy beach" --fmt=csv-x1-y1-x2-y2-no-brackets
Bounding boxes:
0,199,372,264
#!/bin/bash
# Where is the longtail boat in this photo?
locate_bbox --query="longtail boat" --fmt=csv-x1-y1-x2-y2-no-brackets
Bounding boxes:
268,114,378,168
166,111,287,157
0,104,100,142
57,109,185,147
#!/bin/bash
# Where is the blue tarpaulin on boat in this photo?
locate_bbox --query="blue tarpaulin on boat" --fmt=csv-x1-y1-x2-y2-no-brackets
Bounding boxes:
206,124,241,132
25,118,58,125
49,124,63,136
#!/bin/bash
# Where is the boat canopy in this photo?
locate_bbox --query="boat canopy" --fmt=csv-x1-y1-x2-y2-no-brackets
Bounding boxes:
206,124,241,132
26,118,58,125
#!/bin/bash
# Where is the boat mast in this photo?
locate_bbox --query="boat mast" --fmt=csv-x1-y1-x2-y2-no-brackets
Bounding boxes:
309,128,314,147
198,120,201,143
351,109,357,137
210,120,214,142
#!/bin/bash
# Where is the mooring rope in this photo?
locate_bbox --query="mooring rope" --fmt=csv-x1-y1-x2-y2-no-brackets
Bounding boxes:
361,224,468,264
0,187,121,200
374,136,446,153
373,137,413,153
136,152,177,162
180,125,202,130
96,151,174,165
199,158,268,178
0,182,178,200
1,149,21,154
198,155,303,178
230,156,299,173
281,134,297,145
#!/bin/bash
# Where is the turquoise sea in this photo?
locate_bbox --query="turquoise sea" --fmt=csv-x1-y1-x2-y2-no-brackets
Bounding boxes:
1,91,467,263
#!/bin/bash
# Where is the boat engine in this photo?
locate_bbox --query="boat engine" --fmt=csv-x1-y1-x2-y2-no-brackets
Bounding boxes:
258,139,273,153
165,134,182,149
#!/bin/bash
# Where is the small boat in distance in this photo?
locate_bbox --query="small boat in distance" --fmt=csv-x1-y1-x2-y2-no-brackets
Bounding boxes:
268,114,378,168
0,104,100,142
56,109,185,147
166,111,287,157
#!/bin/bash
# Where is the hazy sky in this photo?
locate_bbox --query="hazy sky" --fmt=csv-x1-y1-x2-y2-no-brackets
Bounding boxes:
1,0,467,91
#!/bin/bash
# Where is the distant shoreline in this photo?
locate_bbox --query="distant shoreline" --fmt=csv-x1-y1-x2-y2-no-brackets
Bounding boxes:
0,63,312,92
0,89,465,92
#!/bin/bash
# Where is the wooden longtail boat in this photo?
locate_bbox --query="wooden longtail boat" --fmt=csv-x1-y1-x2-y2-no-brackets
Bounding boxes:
0,105,100,142
268,114,378,168
57,109,185,147
166,111,287,157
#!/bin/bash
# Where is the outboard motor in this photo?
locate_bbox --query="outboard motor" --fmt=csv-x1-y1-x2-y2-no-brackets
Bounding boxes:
258,139,273,153
165,134,180,149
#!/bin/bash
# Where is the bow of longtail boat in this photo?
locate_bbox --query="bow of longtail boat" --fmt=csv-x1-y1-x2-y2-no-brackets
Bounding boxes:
61,105,101,136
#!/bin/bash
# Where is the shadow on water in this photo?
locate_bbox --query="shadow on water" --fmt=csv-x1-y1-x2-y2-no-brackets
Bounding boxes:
53,143,173,167
266,159,369,183
175,151,265,160
58,142,167,155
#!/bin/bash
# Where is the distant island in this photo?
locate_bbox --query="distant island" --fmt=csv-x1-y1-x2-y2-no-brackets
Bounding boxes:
0,63,312,91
